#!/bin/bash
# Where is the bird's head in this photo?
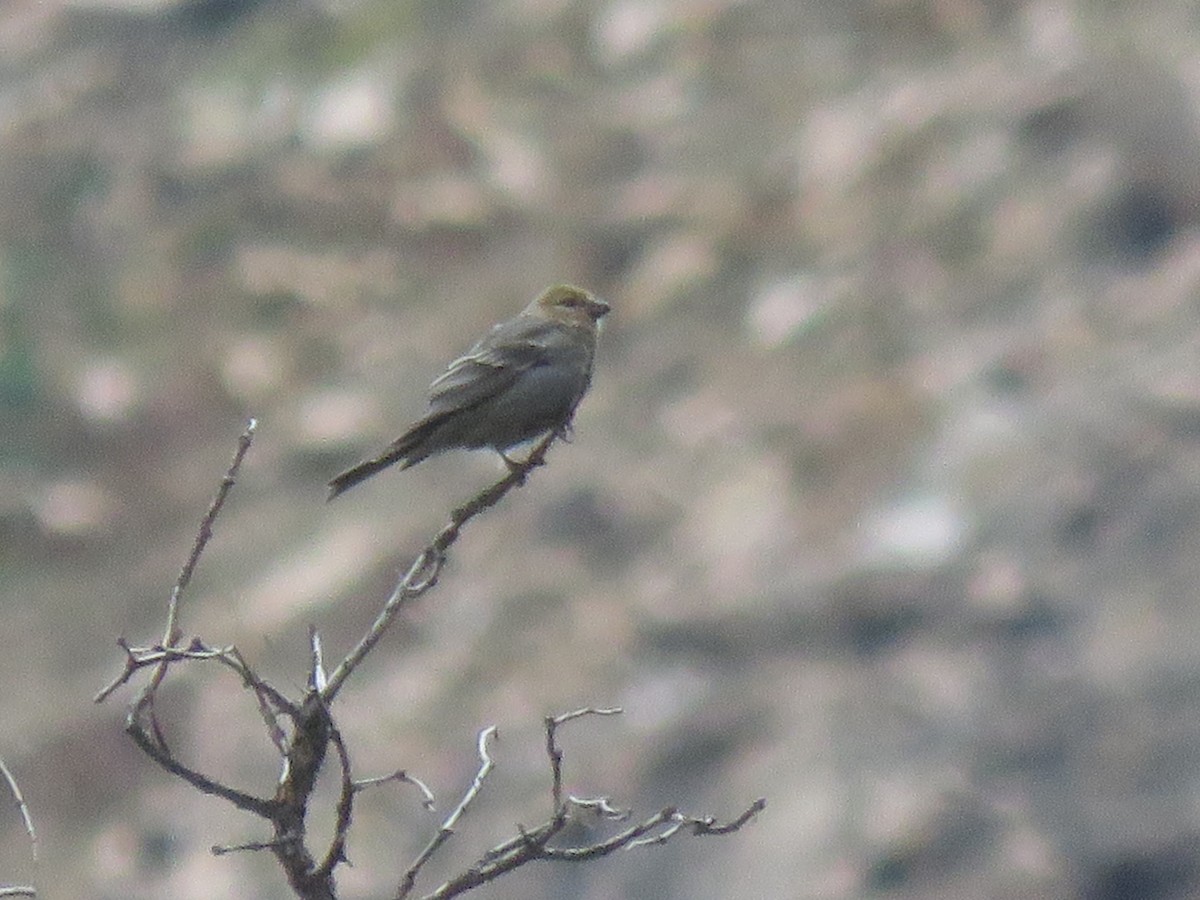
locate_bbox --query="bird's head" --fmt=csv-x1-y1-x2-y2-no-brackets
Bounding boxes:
534,284,610,327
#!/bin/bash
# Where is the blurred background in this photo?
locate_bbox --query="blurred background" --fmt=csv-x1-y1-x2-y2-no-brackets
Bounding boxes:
2,0,1200,897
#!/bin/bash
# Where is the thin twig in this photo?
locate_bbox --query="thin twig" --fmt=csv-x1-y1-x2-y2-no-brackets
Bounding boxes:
545,706,622,813
0,758,37,863
417,716,765,900
213,839,289,856
685,797,768,836
145,420,257,698
322,430,561,703
124,719,276,818
308,627,327,694
95,420,257,705
354,770,436,811
164,419,258,643
398,726,498,899
567,795,628,819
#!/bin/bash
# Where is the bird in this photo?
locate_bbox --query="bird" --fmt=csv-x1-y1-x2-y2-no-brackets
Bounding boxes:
327,284,609,500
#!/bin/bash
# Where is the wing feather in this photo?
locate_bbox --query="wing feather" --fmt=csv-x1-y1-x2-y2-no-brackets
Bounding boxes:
426,318,559,413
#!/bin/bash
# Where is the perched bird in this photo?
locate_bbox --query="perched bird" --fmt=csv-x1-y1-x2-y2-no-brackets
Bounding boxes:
328,284,609,499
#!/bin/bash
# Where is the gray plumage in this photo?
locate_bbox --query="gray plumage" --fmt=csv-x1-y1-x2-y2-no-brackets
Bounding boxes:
328,285,608,499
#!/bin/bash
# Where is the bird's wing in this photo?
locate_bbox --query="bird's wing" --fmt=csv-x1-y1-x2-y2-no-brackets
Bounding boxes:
426,318,559,413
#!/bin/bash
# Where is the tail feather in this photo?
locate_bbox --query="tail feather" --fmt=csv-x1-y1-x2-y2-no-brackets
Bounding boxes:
326,416,443,500
327,450,405,501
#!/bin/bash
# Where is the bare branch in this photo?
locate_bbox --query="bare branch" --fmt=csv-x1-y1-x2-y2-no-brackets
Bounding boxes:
141,420,256,707
95,419,257,706
545,706,622,813
124,716,276,818
308,627,328,694
0,758,37,863
110,640,297,791
96,423,568,900
165,419,258,645
683,798,768,836
398,726,499,899
354,770,436,811
97,418,764,899
0,757,37,898
321,430,562,702
567,795,628,820
213,839,289,856
417,715,765,900
310,713,353,881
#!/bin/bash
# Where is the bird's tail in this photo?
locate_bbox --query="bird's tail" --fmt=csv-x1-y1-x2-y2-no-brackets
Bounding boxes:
326,450,406,500
326,417,445,500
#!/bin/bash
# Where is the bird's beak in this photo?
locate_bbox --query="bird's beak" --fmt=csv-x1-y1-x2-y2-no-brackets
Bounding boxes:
587,296,611,321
